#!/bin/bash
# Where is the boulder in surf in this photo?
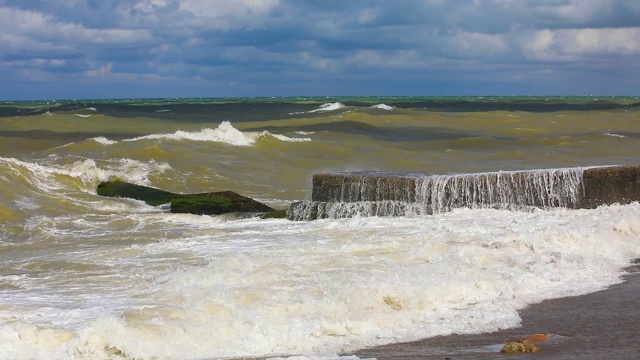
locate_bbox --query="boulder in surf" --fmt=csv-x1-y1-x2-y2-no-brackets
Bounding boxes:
96,181,276,216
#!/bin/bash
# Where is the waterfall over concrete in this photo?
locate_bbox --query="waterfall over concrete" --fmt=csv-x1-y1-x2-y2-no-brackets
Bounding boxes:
416,168,584,213
287,165,640,220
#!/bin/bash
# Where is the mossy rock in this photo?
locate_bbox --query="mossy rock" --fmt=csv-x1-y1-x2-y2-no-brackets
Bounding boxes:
97,181,175,206
97,181,276,216
261,209,288,219
171,191,274,215
501,341,539,353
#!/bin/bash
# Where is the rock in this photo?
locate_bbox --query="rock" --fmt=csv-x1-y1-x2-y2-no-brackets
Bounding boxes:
383,296,403,311
500,333,551,354
96,181,174,206
96,181,275,216
501,341,539,353
171,191,274,215
261,209,288,219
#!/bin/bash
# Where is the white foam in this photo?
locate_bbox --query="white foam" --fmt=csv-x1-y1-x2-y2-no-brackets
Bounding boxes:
124,121,255,146
309,102,345,113
90,137,117,145
74,114,91,118
371,104,393,110
2,203,636,359
139,205,639,358
1,168,639,360
604,132,626,138
0,156,171,192
271,134,311,142
125,121,310,145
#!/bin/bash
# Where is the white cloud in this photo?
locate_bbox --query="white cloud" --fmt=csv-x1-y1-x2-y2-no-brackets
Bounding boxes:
177,0,280,30
31,58,66,67
443,32,508,58
357,8,380,25
2,58,65,68
522,27,640,61
563,27,640,55
521,29,559,61
0,6,151,46
2,0,640,97
133,0,169,14
550,0,614,23
85,62,113,78
0,33,74,53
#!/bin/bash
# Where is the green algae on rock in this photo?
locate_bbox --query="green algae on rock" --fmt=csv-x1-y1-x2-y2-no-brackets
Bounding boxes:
171,191,274,215
96,181,275,216
96,181,174,206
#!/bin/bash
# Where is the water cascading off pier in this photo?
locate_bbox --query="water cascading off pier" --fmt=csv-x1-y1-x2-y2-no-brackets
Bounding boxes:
286,165,640,220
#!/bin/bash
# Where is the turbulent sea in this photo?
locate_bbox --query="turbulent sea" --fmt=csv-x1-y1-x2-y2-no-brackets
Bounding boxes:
0,96,639,359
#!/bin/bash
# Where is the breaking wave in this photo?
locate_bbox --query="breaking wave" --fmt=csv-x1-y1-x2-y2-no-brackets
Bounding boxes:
0,156,171,191
91,137,118,145
124,121,310,146
309,102,345,113
371,104,394,110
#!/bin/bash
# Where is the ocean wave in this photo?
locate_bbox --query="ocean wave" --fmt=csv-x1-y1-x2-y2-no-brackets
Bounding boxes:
74,114,91,118
604,132,626,138
125,121,310,146
90,137,118,145
309,102,345,113
271,134,311,142
0,156,171,192
371,103,394,110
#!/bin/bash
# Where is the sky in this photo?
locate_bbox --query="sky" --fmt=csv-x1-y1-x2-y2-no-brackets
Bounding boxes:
1,0,639,100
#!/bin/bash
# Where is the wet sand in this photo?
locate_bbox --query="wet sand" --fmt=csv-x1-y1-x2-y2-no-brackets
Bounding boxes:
353,261,640,359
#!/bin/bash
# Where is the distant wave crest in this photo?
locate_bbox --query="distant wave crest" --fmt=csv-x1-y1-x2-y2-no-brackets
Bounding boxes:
604,132,626,138
309,102,345,113
125,121,310,146
91,137,118,145
371,103,394,110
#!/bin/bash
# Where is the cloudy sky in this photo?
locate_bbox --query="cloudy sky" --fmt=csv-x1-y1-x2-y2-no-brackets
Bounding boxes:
1,0,639,100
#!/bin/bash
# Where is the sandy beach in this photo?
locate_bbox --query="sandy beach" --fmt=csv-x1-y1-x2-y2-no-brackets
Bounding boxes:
354,261,640,359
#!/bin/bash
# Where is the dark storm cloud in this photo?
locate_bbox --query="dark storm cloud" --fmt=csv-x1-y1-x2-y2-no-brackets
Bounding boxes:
1,0,639,99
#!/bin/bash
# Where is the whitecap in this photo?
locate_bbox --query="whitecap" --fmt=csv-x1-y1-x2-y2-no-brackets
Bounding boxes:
0,156,171,190
91,137,117,145
309,102,345,113
371,104,394,111
270,134,311,142
125,121,257,146
74,114,91,118
125,121,309,146
60,158,171,187
604,132,626,138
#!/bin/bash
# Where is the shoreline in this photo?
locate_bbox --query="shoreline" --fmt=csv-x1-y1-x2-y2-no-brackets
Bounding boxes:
353,261,640,359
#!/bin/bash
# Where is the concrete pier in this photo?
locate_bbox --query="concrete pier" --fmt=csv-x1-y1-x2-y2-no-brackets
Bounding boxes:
287,165,640,220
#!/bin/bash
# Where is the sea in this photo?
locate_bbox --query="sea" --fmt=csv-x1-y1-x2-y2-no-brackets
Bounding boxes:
0,96,639,359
